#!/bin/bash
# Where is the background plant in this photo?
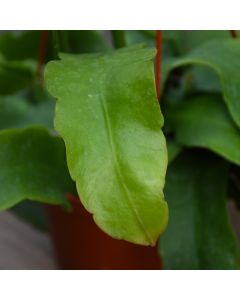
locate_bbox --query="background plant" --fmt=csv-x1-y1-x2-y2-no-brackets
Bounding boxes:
0,30,240,269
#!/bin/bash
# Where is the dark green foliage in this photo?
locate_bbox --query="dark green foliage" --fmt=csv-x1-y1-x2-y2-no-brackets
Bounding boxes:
161,151,240,269
165,94,240,165
0,30,240,269
0,126,75,210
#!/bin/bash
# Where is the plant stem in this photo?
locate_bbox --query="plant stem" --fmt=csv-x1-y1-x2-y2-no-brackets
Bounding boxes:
52,31,60,58
66,192,79,204
36,30,48,83
112,30,126,49
52,31,70,57
59,31,70,53
230,30,237,38
155,30,162,101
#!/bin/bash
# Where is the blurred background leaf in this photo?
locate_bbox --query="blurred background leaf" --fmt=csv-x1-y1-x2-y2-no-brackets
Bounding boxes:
163,39,240,129
0,95,54,130
164,94,240,166
0,30,240,269
0,126,75,210
161,150,240,269
0,31,42,60
0,58,35,94
11,200,48,231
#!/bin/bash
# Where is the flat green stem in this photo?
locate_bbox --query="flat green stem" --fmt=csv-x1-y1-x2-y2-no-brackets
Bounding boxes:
52,31,70,57
52,31,60,58
112,30,126,49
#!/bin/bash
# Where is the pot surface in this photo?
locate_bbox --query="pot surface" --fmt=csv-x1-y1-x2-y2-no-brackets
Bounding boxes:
47,197,162,270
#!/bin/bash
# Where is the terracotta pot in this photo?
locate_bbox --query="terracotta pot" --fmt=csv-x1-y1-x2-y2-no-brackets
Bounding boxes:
47,195,162,270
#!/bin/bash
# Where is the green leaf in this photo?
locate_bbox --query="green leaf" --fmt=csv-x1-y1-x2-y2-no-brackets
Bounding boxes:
11,200,48,231
142,31,229,58
0,96,29,128
161,150,240,269
177,30,230,54
0,56,34,94
184,66,222,93
45,46,168,246
125,31,177,58
163,40,240,128
126,31,155,47
0,31,54,62
112,30,126,49
0,126,75,210
53,30,109,55
167,139,182,164
165,94,240,166
0,95,54,130
67,30,108,53
0,31,41,60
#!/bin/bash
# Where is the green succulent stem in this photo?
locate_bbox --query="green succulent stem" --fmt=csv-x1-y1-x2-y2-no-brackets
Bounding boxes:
112,30,126,49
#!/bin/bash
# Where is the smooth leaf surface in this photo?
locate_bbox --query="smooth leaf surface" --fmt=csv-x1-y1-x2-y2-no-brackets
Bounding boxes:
45,46,168,246
183,66,222,93
0,31,57,63
144,31,229,58
52,30,109,55
176,31,230,54
0,95,54,129
125,31,155,47
125,31,178,59
161,150,240,269
67,30,109,53
163,40,240,128
165,94,240,166
0,56,34,94
0,126,75,210
12,200,48,231
167,139,182,164
0,31,42,60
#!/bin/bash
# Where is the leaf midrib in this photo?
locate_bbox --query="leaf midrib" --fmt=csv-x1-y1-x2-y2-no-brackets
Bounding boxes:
99,80,154,245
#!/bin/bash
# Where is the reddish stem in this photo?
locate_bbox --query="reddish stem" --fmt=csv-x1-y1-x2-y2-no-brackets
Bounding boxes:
66,192,80,205
155,30,162,101
36,30,49,83
230,30,237,38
